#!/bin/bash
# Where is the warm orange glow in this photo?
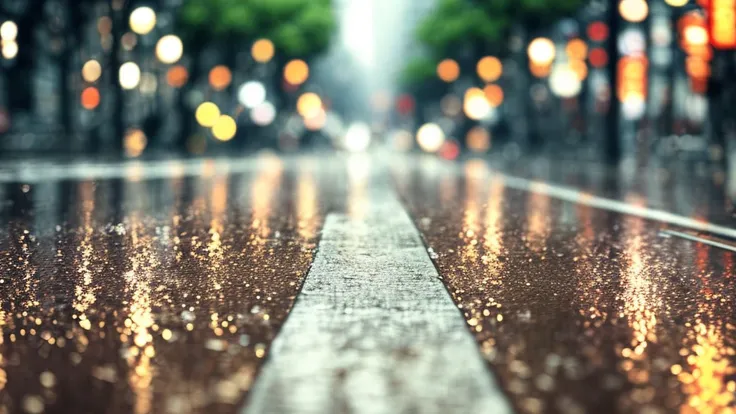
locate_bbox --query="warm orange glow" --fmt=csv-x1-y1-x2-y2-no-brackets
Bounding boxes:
476,56,502,82
252,38,275,63
686,56,711,78
297,92,323,118
80,87,100,110
304,109,326,131
709,0,736,49
570,59,588,80
437,59,460,82
166,65,188,88
483,84,504,107
124,129,147,157
685,25,710,46
589,47,609,68
209,65,232,91
566,38,588,60
619,0,649,23
284,59,309,85
529,61,552,77
466,126,491,152
617,57,648,100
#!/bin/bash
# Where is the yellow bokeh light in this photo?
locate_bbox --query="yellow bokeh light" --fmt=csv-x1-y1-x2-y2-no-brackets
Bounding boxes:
208,65,232,91
684,25,709,46
620,0,649,23
129,7,157,35
528,37,556,65
297,92,323,118
284,59,309,86
82,59,102,83
195,102,220,127
119,61,141,89
304,109,327,131
155,34,183,64
437,59,460,83
566,38,588,60
464,87,491,120
665,0,688,5
477,56,503,83
124,129,147,157
212,115,237,141
0,21,18,41
252,39,275,63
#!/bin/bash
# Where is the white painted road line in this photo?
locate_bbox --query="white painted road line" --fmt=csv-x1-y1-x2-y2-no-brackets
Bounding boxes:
659,229,736,253
243,172,512,414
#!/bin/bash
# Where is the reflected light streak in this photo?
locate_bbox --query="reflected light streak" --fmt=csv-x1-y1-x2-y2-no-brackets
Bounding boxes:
461,161,487,263
296,163,319,241
347,155,371,220
208,177,229,294
525,187,551,254
251,155,283,241
73,182,98,330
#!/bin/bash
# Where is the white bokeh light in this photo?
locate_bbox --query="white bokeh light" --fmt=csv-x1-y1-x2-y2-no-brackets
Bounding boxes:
549,65,582,98
238,81,267,109
129,7,157,35
343,122,372,152
251,101,276,126
416,123,445,153
119,62,141,89
156,35,183,64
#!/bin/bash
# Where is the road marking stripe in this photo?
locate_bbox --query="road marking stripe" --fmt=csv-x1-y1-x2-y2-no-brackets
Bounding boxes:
659,229,736,253
242,173,512,414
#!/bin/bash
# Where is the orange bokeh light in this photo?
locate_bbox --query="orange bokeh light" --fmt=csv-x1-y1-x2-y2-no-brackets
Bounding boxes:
476,56,502,82
686,56,711,78
209,65,232,91
437,59,460,82
81,86,100,110
284,59,309,86
566,39,588,60
529,61,552,78
252,38,275,63
483,84,504,107
570,59,588,80
166,65,189,88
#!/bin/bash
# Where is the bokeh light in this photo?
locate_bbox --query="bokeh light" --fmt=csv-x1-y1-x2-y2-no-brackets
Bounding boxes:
82,60,102,83
124,129,147,157
212,115,237,141
2,41,18,59
391,129,414,151
416,123,445,153
589,48,608,68
528,37,556,65
441,95,462,117
0,21,18,41
530,61,552,78
139,72,157,95
477,56,503,83
439,140,460,160
252,39,275,63
343,122,372,152
587,21,609,42
209,65,232,91
466,126,491,152
549,65,582,98
251,102,277,126
80,87,100,110
238,81,266,108
483,84,504,107
155,34,183,64
166,65,188,88
665,0,688,6
195,102,220,127
569,59,588,80
297,92,323,119
566,39,588,60
284,59,309,86
437,59,460,83
304,109,327,131
464,88,492,120
119,62,141,89
619,0,649,23
129,7,156,35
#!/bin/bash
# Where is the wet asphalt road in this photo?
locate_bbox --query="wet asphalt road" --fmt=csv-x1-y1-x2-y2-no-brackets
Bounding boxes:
1,154,735,414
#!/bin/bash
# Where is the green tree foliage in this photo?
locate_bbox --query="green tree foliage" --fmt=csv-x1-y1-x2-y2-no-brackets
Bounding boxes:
403,0,584,85
178,0,336,59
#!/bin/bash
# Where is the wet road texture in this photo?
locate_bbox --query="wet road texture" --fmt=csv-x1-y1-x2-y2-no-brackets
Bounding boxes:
0,154,735,414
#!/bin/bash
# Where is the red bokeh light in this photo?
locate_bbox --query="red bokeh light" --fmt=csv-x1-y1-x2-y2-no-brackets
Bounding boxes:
396,94,415,115
589,48,609,68
587,21,609,42
439,140,460,160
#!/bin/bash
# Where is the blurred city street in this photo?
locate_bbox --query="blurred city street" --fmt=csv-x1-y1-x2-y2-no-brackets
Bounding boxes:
0,153,734,413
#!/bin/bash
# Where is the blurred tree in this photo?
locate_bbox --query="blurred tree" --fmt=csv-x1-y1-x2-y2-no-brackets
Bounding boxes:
174,0,336,150
403,0,584,85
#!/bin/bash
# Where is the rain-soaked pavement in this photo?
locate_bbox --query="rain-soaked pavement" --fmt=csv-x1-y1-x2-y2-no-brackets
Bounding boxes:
0,153,735,414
